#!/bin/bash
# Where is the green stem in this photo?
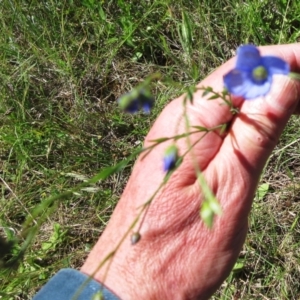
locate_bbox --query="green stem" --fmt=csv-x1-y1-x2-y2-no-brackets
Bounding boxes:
182,96,222,228
289,72,300,81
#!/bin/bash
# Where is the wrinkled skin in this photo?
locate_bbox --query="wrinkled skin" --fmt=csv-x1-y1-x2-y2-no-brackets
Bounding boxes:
81,44,300,300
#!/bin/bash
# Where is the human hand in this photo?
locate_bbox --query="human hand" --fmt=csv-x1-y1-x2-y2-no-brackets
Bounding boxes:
81,44,300,300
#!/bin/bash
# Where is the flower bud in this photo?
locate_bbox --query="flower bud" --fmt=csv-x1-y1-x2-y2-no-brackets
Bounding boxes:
131,232,141,245
163,145,179,172
118,88,154,114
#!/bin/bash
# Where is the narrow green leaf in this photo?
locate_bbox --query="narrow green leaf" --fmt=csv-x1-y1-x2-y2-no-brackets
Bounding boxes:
219,123,227,135
191,126,209,132
149,137,169,143
181,11,192,54
256,183,269,201
186,87,195,104
200,201,214,228
233,260,245,272
197,172,222,228
207,94,219,100
98,5,106,21
202,87,213,97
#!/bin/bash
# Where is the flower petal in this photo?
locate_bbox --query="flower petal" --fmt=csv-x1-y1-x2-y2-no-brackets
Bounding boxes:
243,78,272,99
262,56,290,75
138,89,154,114
163,155,176,172
163,145,178,172
224,69,252,96
142,102,152,114
124,99,139,113
236,45,261,71
224,67,273,99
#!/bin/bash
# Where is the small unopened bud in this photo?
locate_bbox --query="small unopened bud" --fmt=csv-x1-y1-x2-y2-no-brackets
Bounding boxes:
131,232,141,245
92,291,104,300
163,145,179,172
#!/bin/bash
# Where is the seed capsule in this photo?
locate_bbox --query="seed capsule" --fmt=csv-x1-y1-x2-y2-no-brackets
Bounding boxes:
131,232,141,245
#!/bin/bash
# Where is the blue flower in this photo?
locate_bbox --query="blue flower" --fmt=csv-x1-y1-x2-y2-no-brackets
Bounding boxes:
163,145,178,172
122,97,139,113
137,89,154,114
223,45,290,99
118,88,154,114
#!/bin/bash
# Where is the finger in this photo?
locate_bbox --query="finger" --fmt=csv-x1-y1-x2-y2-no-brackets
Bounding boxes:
191,43,300,171
220,75,299,173
211,71,300,216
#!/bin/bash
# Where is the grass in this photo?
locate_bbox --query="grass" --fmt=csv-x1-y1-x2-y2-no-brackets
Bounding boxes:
0,0,300,299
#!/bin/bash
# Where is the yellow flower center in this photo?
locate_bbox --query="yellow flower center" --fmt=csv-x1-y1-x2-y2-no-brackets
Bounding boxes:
252,66,268,81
